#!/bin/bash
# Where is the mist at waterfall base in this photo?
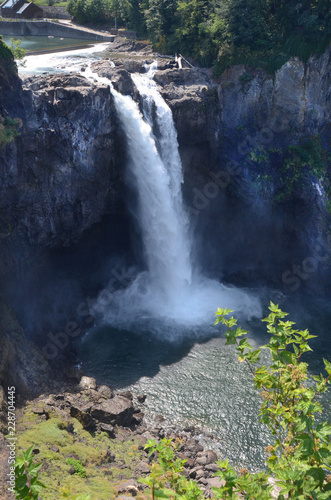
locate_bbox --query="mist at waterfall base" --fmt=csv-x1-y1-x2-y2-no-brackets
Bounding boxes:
20,49,330,471
85,65,262,337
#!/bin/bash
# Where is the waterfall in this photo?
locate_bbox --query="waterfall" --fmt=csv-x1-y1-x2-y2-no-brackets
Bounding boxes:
85,64,261,336
111,73,192,297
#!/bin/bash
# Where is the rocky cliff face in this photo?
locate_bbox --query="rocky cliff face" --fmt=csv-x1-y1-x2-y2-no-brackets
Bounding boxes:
0,49,53,398
2,73,122,250
0,61,127,397
3,46,329,278
147,49,330,287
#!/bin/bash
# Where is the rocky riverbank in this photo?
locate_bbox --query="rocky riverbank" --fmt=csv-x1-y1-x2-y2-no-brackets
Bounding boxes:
0,375,223,500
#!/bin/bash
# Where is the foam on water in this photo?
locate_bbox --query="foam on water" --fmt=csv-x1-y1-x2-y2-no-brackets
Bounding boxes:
19,43,111,75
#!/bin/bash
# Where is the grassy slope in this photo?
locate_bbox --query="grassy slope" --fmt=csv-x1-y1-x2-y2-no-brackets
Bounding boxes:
16,400,148,500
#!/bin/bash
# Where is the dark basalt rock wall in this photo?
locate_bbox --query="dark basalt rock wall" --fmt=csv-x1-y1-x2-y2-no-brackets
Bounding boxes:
151,50,331,287
0,72,129,282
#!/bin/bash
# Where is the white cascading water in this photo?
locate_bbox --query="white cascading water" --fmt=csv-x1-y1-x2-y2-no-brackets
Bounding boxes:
115,72,193,296
85,64,262,335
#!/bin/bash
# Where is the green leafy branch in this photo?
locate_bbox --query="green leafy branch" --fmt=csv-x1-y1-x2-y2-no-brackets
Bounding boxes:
140,438,204,500
14,445,46,500
214,302,331,499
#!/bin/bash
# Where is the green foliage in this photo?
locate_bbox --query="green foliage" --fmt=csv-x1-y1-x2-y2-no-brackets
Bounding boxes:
0,35,16,60
67,0,131,26
14,445,46,500
140,438,204,500
60,486,91,499
214,302,331,499
238,72,252,84
276,135,330,201
248,145,269,165
0,115,22,147
63,0,330,71
66,458,87,477
16,405,147,499
9,38,26,64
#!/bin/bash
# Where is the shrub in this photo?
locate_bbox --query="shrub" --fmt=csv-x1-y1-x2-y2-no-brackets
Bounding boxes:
66,458,87,478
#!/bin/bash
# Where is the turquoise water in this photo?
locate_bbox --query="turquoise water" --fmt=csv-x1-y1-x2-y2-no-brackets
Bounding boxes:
2,35,99,52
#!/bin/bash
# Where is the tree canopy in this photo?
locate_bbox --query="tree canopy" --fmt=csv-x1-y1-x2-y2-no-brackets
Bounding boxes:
67,0,331,73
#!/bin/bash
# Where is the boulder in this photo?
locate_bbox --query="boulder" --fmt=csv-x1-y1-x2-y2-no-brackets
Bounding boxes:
123,60,144,73
136,461,150,474
185,439,204,454
91,395,134,426
196,450,218,466
79,376,97,391
70,405,96,430
115,480,140,496
118,390,133,400
97,385,114,399
99,423,115,437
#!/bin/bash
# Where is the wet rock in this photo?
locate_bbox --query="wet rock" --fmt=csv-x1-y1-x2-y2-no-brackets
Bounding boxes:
0,300,52,398
64,366,83,381
91,395,134,426
119,391,133,401
137,394,146,403
123,60,144,73
154,414,165,424
155,59,176,71
132,412,144,425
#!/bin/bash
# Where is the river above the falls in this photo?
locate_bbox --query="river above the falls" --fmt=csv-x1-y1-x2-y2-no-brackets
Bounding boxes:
3,34,102,53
